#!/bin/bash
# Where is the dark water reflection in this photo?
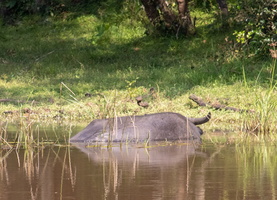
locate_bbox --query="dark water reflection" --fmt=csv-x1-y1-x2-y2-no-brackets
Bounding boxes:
1,143,277,200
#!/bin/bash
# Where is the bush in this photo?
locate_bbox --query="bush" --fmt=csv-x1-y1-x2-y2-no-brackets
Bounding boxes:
233,0,277,57
0,0,72,24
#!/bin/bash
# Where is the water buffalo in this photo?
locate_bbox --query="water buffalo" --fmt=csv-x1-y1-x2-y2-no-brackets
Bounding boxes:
70,112,211,144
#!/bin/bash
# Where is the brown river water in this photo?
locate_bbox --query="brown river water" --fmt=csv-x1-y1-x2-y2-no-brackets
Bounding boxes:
1,141,277,200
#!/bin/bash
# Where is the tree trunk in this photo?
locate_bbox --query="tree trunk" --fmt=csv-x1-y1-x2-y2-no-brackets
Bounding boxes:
176,0,195,36
157,0,178,27
140,0,160,25
216,0,228,16
140,0,195,36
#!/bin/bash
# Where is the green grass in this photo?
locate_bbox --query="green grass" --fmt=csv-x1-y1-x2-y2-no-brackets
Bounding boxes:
0,3,276,145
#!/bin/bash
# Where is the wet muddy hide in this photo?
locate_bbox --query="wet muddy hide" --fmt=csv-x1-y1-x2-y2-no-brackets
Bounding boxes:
70,112,211,144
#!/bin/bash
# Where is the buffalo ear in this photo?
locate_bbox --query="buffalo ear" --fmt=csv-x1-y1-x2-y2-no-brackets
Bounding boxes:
198,127,204,135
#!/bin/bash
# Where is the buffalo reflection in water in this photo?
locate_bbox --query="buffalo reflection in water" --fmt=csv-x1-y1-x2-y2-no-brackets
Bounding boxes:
71,143,208,199
72,143,205,166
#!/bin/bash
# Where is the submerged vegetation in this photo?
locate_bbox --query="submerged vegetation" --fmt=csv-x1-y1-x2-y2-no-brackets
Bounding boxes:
0,0,276,148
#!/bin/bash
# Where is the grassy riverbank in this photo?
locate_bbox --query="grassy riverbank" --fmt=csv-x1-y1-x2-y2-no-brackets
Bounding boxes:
0,3,276,145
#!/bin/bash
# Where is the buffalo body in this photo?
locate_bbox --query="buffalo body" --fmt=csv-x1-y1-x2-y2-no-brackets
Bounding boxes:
70,112,211,144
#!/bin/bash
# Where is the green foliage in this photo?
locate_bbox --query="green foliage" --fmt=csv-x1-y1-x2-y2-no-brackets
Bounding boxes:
191,0,216,10
0,0,93,24
232,0,277,56
1,0,60,16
